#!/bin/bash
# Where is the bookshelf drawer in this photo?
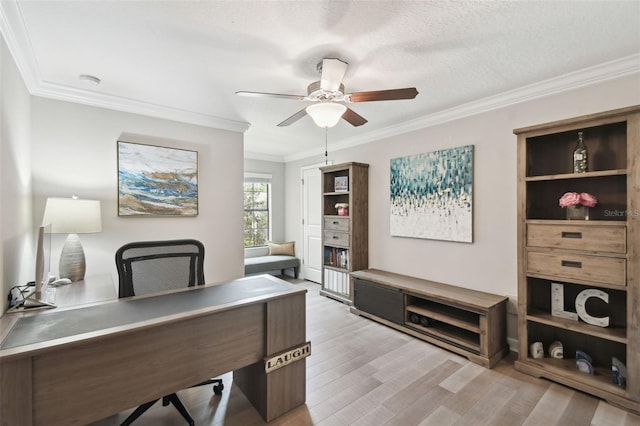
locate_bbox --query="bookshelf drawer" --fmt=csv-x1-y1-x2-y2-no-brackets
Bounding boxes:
527,224,626,254
527,251,626,287
324,217,349,232
324,231,349,247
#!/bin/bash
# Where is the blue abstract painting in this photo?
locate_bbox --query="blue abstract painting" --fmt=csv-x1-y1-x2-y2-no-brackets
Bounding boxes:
390,145,473,242
118,141,198,216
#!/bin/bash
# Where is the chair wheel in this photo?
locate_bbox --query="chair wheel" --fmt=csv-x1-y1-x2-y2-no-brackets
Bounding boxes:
213,383,224,395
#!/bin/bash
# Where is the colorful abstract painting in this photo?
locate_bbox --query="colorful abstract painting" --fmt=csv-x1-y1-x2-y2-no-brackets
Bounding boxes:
390,145,473,242
118,141,198,216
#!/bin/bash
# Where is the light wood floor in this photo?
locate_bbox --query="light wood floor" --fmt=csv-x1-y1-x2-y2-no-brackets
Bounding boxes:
92,278,640,426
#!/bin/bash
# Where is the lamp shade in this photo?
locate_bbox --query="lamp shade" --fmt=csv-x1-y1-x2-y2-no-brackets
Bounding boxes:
306,103,347,128
42,198,102,234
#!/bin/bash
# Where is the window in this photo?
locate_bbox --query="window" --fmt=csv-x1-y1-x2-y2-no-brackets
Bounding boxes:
244,174,271,247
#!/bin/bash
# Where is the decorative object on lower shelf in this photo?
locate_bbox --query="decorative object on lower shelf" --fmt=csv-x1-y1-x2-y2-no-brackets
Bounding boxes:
408,312,431,327
335,203,349,216
551,282,579,321
559,192,597,220
576,350,594,374
574,288,610,327
549,340,564,359
612,357,627,388
552,283,611,327
549,341,563,359
530,341,544,359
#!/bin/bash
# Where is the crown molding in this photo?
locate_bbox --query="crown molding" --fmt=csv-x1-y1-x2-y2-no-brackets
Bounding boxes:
0,1,40,91
34,80,250,133
0,1,250,134
284,54,640,162
243,150,285,163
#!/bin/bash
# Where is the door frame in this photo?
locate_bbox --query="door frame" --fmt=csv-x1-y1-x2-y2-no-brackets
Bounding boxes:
300,161,330,282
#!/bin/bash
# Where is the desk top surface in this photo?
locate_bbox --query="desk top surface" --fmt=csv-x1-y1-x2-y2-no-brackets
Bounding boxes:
0,274,304,354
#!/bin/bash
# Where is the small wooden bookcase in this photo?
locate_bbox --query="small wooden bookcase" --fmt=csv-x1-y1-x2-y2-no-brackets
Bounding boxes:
320,162,369,304
350,269,509,368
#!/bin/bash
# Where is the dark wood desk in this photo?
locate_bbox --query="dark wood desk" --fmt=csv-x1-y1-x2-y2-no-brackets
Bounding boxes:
0,275,307,425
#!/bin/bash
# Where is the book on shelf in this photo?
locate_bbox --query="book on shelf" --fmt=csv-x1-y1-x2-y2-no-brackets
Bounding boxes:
324,247,349,269
323,268,349,295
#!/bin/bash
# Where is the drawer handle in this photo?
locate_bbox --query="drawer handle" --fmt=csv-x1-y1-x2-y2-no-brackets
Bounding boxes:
561,260,582,269
561,231,582,239
332,236,339,239
332,221,340,225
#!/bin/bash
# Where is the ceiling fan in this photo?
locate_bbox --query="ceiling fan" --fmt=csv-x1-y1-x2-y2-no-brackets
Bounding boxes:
236,58,418,128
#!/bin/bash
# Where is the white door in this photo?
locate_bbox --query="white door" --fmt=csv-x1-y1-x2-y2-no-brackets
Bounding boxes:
302,164,323,283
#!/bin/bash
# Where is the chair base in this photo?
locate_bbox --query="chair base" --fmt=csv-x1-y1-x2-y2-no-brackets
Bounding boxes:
194,378,224,395
120,393,194,426
120,378,223,425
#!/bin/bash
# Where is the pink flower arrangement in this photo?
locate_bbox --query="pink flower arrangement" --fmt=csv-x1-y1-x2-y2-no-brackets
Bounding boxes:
559,192,598,208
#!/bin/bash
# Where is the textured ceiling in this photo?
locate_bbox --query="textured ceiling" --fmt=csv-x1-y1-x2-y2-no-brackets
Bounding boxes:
2,1,639,161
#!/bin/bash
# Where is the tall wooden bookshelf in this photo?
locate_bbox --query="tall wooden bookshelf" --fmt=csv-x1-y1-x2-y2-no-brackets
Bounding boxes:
514,106,639,413
320,162,369,304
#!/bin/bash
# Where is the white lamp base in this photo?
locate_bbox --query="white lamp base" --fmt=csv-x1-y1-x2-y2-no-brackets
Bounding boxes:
59,233,86,282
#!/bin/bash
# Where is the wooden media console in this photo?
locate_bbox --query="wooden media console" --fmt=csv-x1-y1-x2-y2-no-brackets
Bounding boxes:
350,269,509,368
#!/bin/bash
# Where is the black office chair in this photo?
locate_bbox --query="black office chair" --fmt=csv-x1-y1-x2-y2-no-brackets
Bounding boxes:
115,239,223,426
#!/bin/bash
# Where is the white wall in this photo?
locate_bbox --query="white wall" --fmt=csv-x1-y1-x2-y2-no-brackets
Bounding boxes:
285,74,640,345
0,36,33,311
30,97,245,287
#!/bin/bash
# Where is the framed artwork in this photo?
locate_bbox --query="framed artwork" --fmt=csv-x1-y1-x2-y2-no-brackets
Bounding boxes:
390,145,473,243
117,141,198,216
334,176,348,192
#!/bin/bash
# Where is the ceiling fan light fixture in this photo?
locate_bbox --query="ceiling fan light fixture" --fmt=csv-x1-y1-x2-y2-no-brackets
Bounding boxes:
306,103,347,128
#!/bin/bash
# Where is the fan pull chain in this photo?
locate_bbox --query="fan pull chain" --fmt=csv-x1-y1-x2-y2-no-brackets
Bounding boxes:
325,127,328,164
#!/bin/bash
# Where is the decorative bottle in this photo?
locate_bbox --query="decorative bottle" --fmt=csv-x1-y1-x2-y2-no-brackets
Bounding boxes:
573,131,588,173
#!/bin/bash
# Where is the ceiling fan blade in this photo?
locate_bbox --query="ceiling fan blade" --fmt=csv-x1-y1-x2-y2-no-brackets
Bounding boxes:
320,58,348,92
236,91,307,101
347,87,419,102
277,108,308,127
342,107,368,127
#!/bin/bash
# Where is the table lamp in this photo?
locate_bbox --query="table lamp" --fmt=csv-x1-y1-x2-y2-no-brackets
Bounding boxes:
42,197,102,282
